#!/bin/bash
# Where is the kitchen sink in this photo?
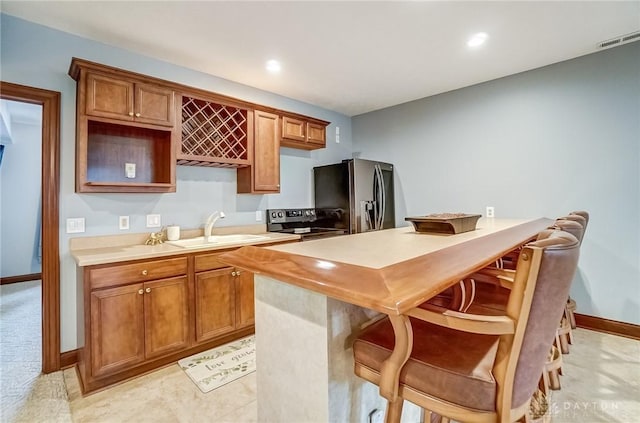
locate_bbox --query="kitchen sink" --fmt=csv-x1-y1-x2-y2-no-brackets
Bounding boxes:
165,234,270,249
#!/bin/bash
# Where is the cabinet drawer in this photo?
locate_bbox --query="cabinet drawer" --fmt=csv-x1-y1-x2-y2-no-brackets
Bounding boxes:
88,257,188,290
194,252,232,273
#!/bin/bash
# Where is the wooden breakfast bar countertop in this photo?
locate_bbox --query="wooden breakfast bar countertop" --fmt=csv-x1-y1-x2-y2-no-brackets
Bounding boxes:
217,217,554,423
218,217,554,315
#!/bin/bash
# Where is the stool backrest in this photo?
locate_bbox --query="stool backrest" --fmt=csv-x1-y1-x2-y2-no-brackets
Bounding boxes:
501,229,580,409
570,210,590,230
553,219,585,244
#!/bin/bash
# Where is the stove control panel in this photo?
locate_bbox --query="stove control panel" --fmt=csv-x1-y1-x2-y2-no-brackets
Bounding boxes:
267,208,316,224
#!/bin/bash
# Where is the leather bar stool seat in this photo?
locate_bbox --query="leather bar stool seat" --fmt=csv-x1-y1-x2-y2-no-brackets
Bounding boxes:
355,316,500,412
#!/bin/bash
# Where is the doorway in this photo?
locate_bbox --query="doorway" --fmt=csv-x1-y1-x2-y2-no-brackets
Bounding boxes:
0,81,61,373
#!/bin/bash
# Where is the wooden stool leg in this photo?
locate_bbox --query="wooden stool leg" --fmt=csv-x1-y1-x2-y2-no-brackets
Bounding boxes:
545,346,563,391
557,318,571,354
385,399,404,423
539,370,550,397
424,410,442,423
567,297,577,329
549,368,562,390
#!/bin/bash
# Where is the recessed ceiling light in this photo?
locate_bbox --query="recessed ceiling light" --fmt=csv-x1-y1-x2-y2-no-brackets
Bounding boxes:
266,59,281,73
467,32,488,48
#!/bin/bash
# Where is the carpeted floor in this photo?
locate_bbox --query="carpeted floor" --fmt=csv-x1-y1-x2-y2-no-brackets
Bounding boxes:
0,280,71,423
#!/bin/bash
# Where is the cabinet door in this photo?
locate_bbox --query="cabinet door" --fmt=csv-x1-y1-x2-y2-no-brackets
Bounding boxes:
143,276,190,359
307,121,326,147
86,72,135,121
253,110,280,192
235,270,255,329
282,115,306,142
195,268,236,343
134,83,175,127
90,283,145,377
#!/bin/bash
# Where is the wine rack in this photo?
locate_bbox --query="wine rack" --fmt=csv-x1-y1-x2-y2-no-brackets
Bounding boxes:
179,96,250,167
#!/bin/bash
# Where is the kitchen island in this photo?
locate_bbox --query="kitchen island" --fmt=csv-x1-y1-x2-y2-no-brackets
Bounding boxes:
218,218,553,422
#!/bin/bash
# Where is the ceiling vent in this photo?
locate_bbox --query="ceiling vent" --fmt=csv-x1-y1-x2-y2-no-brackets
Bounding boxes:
598,31,640,49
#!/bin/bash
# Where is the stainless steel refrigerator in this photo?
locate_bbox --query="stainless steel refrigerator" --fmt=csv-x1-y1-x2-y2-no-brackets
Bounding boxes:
314,158,395,234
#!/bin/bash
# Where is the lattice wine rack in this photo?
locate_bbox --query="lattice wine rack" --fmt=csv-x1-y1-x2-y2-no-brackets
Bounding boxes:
179,96,250,167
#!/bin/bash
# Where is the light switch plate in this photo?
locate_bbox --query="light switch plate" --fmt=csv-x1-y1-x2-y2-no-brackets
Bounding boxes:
255,210,262,222
119,216,130,230
146,214,161,228
66,217,85,234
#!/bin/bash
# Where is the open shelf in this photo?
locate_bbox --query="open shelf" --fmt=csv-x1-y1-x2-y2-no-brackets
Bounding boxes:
80,120,174,193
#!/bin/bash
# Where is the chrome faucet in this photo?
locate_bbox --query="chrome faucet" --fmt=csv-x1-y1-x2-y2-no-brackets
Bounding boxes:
204,211,225,238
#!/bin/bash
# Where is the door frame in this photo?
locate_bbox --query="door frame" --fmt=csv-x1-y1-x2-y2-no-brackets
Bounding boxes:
1,81,61,373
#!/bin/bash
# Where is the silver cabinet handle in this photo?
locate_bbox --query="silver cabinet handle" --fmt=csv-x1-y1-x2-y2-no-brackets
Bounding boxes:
231,271,237,277
145,287,151,293
236,270,241,276
141,269,148,276
128,112,134,117
138,289,144,295
135,113,141,117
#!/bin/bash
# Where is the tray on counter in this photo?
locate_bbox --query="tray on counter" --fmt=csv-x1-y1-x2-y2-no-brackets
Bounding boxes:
405,213,481,234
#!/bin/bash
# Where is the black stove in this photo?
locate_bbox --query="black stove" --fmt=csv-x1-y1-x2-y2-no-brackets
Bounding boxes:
266,208,347,240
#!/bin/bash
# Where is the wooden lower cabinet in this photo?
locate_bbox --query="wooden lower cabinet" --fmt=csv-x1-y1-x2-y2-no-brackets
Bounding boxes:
144,276,190,359
194,266,256,342
236,269,255,328
90,283,145,377
89,276,188,378
77,242,300,394
195,268,237,342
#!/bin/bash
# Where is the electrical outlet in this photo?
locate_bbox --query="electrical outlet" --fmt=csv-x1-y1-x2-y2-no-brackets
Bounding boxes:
66,217,85,234
125,163,136,179
146,214,161,228
119,216,130,230
256,210,262,222
486,206,495,218
335,126,340,143
369,408,384,423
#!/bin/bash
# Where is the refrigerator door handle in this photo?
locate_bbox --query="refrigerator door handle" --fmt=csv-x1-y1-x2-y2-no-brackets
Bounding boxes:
361,200,374,231
374,164,385,230
378,164,386,230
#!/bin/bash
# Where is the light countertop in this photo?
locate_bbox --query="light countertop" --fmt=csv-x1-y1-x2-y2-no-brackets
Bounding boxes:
218,218,554,314
268,218,533,269
70,224,300,267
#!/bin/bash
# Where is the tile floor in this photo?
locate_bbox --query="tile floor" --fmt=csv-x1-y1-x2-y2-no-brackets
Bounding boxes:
2,280,639,422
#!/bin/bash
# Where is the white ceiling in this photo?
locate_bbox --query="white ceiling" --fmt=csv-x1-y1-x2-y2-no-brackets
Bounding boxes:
2,1,639,116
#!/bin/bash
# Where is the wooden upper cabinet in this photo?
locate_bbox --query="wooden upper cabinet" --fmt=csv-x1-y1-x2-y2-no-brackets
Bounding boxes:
86,73,134,121
282,115,306,142
281,113,329,150
85,72,174,127
134,83,175,127
69,58,177,193
237,110,280,193
307,121,327,146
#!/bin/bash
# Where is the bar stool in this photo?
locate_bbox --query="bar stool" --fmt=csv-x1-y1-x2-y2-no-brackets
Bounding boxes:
353,230,580,423
565,210,590,330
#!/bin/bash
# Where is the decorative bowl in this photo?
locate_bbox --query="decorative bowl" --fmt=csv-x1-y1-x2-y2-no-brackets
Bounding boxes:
405,213,481,234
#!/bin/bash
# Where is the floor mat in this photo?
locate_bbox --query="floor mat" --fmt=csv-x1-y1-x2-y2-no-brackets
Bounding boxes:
177,335,255,393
